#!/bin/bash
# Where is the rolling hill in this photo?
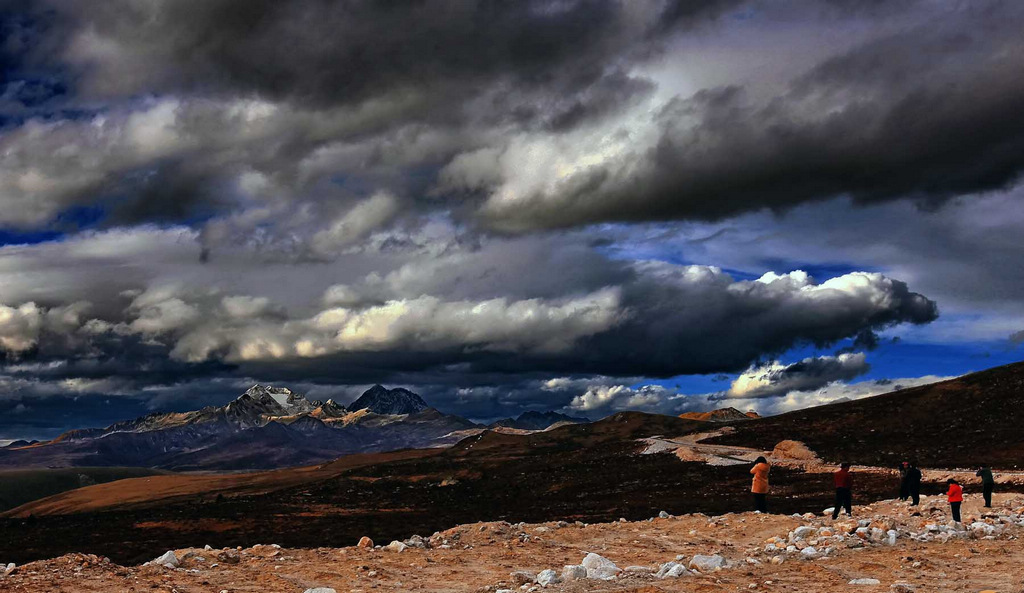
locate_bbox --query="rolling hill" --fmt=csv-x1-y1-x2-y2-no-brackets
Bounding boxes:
707,361,1024,469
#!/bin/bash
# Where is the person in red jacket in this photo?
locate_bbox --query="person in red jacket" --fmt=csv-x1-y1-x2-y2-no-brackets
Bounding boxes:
832,462,853,519
947,478,963,523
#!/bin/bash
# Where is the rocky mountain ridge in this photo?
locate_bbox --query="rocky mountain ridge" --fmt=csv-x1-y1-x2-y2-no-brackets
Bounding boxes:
0,384,478,471
488,410,588,430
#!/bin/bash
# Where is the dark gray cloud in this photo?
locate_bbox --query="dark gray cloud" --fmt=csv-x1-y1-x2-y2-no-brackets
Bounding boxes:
472,4,1024,230
6,0,1020,439
49,0,715,109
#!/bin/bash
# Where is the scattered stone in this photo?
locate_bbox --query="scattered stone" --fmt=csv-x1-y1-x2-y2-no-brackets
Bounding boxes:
688,554,726,573
659,511,671,519
655,561,689,578
536,569,560,586
216,551,240,565
3,563,15,576
791,526,817,541
561,565,587,581
204,545,213,551
581,552,620,580
357,537,373,549
303,589,337,593
510,571,536,586
800,546,818,558
148,551,178,569
386,541,408,553
891,584,916,592
849,578,882,585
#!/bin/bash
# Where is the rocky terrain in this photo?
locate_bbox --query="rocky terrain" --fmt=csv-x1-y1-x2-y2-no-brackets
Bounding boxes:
3,410,1017,567
2,494,1023,592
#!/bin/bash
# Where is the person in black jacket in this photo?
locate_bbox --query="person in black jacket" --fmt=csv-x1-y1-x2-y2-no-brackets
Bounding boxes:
906,461,922,506
976,466,995,508
898,461,910,501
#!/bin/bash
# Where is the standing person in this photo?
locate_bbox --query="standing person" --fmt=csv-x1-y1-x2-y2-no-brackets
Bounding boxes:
947,478,963,523
906,461,922,506
751,456,770,513
976,466,994,508
832,462,853,519
898,461,910,501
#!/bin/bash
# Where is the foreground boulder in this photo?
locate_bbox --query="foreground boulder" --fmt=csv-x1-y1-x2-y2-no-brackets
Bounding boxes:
536,569,560,586
581,552,620,579
688,554,726,573
561,565,588,581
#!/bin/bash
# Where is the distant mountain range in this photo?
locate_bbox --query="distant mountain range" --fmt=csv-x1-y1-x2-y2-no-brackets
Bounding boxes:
0,384,585,471
488,410,588,430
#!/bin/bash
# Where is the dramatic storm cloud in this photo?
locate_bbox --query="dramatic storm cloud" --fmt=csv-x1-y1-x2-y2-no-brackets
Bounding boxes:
0,1,1022,437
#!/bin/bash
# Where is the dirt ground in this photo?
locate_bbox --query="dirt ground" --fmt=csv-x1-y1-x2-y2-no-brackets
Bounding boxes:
2,494,1023,593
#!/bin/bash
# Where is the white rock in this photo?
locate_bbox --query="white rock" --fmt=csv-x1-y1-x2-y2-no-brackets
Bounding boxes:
823,507,836,516
303,589,337,593
770,556,784,565
3,563,15,575
688,554,726,573
204,545,213,551
849,578,881,585
386,540,408,553
658,511,671,519
886,530,898,546
581,552,620,580
404,535,427,548
800,547,818,558
561,565,588,581
791,526,817,541
149,551,178,568
536,569,560,586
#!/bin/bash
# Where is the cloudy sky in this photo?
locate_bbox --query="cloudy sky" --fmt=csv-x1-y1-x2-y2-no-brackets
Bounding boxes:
1,0,1023,439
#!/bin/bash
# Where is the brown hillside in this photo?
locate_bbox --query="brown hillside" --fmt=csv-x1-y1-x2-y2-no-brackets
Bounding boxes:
707,360,1024,469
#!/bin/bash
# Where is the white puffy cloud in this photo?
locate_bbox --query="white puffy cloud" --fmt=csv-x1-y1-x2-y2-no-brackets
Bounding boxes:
725,353,870,399
0,302,91,354
562,372,953,419
310,192,402,257
171,288,624,363
567,383,673,414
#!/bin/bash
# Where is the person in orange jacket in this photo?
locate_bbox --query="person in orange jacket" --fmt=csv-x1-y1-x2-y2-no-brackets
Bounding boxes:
751,456,770,512
947,478,963,523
